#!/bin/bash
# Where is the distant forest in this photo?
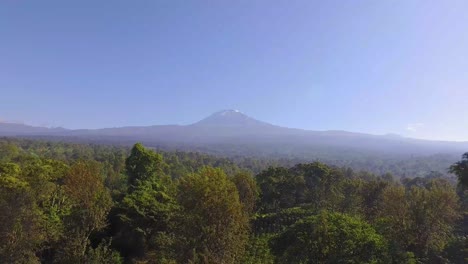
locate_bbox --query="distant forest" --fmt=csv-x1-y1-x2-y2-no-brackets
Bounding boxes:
0,138,467,263
11,135,461,179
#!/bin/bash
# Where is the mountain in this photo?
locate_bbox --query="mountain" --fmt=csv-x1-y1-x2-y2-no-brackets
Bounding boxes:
0,122,66,136
1,110,467,160
192,109,274,127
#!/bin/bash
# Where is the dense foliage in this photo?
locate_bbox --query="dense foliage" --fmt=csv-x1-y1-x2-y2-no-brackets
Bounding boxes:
0,138,467,263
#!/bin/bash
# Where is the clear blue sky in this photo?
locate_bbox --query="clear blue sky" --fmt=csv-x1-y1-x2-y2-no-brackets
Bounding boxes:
1,1,467,141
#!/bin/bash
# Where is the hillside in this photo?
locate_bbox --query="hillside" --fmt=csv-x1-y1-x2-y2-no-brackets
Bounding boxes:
1,110,467,174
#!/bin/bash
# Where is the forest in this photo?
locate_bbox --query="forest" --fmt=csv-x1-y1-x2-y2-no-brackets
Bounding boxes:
0,137,467,264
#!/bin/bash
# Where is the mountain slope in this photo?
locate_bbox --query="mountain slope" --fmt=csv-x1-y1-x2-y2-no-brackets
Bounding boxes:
0,122,67,136
1,111,467,158
192,109,274,127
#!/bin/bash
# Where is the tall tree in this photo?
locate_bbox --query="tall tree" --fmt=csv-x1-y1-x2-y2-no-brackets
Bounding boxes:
450,153,468,189
125,143,166,188
377,180,460,262
291,162,345,210
58,161,113,263
176,167,249,263
256,167,305,212
231,171,259,216
0,163,43,263
116,143,177,262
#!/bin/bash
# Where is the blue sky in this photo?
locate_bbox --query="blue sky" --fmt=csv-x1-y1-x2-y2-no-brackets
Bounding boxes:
1,1,467,141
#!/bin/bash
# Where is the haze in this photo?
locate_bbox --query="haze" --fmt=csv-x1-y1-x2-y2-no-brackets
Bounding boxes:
1,1,467,141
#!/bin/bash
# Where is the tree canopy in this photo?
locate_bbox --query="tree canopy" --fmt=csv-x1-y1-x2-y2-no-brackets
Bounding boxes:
0,138,466,263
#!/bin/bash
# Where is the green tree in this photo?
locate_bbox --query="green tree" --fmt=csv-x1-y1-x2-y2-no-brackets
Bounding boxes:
360,179,390,223
256,163,345,213
272,211,387,264
118,177,177,262
231,171,259,216
338,178,364,216
57,161,113,263
0,163,43,263
176,167,249,263
125,143,166,188
23,158,70,262
85,239,123,264
241,235,275,264
0,142,20,162
407,180,460,260
292,162,345,210
377,180,460,262
256,167,305,212
450,153,468,189
117,143,177,263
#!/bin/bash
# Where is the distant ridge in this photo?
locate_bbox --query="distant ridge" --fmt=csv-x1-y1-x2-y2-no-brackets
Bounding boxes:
0,122,67,135
1,110,467,158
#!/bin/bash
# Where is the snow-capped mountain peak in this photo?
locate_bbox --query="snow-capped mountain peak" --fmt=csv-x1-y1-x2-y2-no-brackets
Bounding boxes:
192,110,271,127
